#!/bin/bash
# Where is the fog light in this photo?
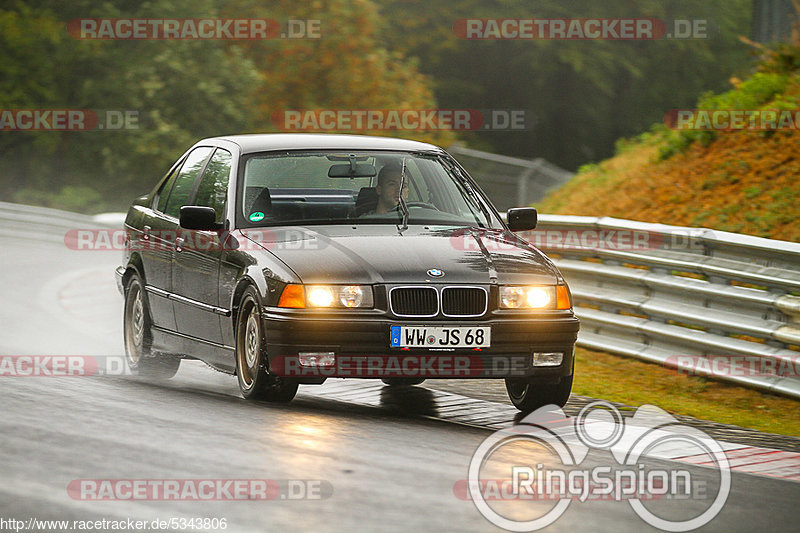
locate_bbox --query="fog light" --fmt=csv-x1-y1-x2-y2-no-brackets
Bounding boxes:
298,352,336,367
533,352,563,367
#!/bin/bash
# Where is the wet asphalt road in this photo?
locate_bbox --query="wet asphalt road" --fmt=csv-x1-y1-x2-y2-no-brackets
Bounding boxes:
0,217,798,532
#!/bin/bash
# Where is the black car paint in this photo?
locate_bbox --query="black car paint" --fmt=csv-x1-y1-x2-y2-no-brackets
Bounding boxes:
117,134,578,379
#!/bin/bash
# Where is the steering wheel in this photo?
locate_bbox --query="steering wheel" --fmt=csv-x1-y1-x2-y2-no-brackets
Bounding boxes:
391,201,439,211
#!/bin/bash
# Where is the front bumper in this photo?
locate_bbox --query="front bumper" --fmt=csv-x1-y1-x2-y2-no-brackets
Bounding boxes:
262,310,579,380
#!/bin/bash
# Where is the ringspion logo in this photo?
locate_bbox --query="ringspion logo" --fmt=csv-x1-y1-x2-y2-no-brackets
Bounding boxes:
464,402,730,531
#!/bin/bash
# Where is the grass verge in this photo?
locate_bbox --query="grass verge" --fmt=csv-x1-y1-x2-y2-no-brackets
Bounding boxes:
573,347,800,437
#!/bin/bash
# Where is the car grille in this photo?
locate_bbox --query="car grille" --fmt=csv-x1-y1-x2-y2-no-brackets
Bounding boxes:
389,286,487,317
441,287,487,317
390,287,438,316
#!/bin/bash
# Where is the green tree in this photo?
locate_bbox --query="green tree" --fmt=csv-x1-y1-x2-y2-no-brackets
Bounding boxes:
379,0,752,169
0,0,259,210
0,0,451,211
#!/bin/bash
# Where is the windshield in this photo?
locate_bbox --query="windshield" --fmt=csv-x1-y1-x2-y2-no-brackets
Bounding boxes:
238,151,497,228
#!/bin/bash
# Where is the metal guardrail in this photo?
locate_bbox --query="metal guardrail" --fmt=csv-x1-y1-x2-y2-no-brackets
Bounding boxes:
447,145,574,211
0,201,122,248
0,201,122,242
521,214,800,399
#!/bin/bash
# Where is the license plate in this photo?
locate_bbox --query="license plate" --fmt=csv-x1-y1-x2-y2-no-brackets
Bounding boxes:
390,326,491,348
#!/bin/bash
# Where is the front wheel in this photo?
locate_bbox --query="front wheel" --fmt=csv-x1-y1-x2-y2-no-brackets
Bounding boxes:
505,374,573,412
235,288,298,402
123,273,180,379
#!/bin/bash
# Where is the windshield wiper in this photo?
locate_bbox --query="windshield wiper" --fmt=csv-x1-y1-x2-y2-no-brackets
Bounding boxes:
397,158,410,233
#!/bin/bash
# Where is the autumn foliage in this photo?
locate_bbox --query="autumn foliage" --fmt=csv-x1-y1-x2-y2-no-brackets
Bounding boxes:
221,0,454,146
539,44,800,242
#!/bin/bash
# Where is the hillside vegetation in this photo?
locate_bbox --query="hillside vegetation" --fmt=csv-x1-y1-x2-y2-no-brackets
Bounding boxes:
539,41,800,242
538,41,800,429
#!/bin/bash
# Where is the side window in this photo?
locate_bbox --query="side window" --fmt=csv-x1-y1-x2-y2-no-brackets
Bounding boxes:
193,148,232,223
155,162,182,213
164,147,213,218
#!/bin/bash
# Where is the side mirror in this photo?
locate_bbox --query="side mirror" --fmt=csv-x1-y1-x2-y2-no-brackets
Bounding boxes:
507,207,538,231
179,206,219,230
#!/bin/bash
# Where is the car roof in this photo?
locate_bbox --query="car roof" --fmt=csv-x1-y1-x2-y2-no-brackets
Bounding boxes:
203,133,444,155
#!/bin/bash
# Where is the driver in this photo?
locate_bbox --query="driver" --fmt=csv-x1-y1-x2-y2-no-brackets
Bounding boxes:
371,164,409,214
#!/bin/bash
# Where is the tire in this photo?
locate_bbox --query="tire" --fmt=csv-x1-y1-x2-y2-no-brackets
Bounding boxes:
123,273,181,379
381,378,426,386
235,287,298,402
505,374,573,412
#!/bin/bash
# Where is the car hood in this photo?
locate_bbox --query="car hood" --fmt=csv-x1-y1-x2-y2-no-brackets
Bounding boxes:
239,225,560,285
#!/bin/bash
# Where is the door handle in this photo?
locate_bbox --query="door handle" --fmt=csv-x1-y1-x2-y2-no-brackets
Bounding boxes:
175,237,184,253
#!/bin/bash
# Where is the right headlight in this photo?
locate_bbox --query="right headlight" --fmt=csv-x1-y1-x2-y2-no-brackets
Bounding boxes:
499,285,571,310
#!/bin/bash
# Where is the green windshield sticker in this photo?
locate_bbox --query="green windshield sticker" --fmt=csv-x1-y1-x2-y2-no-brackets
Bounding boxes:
249,211,265,222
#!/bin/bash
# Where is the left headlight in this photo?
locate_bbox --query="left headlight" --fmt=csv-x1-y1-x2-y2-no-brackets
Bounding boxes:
279,284,374,308
499,285,571,310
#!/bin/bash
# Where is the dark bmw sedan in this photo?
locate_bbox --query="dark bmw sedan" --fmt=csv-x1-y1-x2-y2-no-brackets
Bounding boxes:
116,134,579,410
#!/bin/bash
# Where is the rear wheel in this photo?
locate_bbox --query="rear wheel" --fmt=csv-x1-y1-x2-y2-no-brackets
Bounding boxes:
235,288,298,402
381,378,426,386
123,273,180,379
505,374,572,412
